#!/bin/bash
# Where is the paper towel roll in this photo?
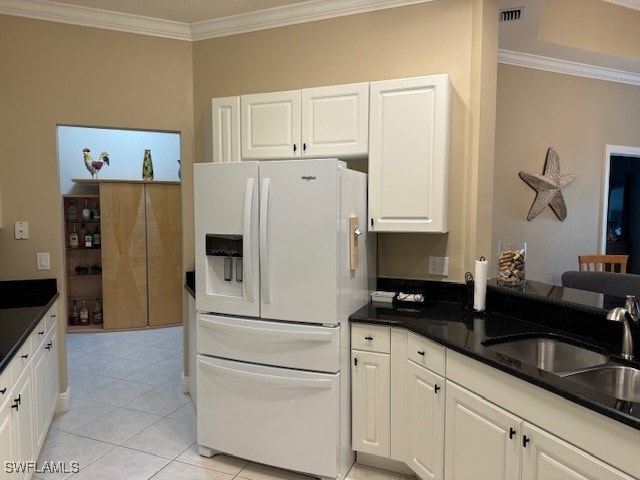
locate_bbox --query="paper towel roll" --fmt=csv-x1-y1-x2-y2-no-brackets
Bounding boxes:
474,257,488,312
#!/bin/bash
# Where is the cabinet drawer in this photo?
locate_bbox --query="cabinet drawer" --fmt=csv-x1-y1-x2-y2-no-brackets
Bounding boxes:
407,331,445,376
351,324,390,353
31,316,47,351
12,338,32,379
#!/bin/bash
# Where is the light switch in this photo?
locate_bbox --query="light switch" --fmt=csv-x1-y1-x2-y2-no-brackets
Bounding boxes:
14,221,28,239
37,252,50,270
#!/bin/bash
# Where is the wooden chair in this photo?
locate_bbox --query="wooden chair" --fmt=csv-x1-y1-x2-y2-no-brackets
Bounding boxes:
578,254,628,273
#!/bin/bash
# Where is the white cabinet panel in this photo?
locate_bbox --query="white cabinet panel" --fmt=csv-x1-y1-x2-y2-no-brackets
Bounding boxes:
445,381,521,480
0,394,15,480
369,75,450,232
11,367,34,477
301,83,368,157
241,90,301,159
31,345,48,452
351,350,390,457
208,96,241,163
46,330,58,419
522,423,634,480
406,360,445,480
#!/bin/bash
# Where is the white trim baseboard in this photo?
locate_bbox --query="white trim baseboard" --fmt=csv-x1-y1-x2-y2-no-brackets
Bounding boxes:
498,49,640,86
56,386,70,413
182,373,189,394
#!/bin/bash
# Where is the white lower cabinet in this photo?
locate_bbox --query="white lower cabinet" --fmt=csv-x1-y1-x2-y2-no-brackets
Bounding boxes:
351,350,390,457
0,302,59,480
445,381,521,480
11,366,34,479
522,423,634,480
351,324,638,480
406,360,445,480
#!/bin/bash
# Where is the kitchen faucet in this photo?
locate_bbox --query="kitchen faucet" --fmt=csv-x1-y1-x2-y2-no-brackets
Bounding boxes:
606,306,635,360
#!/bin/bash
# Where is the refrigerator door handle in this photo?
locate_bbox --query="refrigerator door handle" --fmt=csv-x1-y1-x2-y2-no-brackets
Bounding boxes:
260,178,272,303
243,178,255,302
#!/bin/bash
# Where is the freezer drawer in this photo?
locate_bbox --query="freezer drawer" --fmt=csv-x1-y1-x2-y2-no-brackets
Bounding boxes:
197,313,340,372
197,355,340,478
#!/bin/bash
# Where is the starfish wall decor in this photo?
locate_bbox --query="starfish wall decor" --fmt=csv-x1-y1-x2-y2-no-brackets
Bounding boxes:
518,147,576,221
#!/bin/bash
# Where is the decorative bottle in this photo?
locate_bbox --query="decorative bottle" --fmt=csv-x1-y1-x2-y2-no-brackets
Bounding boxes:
84,227,93,248
67,199,77,221
92,201,100,221
92,225,101,247
82,198,91,221
69,224,79,249
93,298,103,324
79,300,89,325
70,300,79,326
142,149,154,181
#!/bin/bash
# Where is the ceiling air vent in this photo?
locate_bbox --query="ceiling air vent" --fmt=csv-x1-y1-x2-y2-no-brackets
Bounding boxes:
499,7,524,22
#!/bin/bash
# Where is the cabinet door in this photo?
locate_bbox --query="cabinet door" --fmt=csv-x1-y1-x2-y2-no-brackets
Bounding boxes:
406,361,445,480
0,397,15,479
522,423,635,480
369,75,450,233
207,96,241,163
445,381,521,480
101,183,148,329
11,368,34,473
46,331,58,418
301,83,368,158
351,350,390,457
146,184,182,327
31,346,48,452
241,90,301,159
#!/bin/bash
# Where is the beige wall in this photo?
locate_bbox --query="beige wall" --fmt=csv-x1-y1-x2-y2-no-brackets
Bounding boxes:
0,14,194,391
191,0,498,282
493,64,640,284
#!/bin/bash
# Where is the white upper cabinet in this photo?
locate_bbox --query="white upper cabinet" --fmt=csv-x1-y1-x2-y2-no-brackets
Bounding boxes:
206,96,241,163
240,83,369,160
241,90,302,159
368,75,451,233
301,83,369,158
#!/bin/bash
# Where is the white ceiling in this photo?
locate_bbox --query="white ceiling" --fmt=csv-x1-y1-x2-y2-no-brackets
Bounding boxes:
2,0,640,83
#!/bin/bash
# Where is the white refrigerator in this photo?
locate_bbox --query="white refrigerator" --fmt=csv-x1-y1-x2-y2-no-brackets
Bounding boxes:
194,159,374,480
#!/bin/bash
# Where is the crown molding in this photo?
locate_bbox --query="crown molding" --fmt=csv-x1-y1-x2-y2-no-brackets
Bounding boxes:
601,0,640,11
498,49,640,87
190,0,432,41
0,0,431,42
0,0,191,40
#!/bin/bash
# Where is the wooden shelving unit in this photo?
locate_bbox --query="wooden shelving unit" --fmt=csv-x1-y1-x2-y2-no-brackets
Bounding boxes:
63,194,104,331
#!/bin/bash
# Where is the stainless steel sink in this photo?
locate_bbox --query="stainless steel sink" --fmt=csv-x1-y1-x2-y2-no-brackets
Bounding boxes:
563,366,640,402
482,336,609,374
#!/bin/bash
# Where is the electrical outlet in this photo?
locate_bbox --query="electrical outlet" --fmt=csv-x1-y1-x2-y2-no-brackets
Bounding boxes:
428,256,449,276
14,221,28,239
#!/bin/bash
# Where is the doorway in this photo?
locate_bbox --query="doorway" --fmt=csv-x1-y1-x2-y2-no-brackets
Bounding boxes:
601,145,640,274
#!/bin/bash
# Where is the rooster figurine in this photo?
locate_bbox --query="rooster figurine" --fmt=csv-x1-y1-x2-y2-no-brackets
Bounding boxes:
83,148,96,178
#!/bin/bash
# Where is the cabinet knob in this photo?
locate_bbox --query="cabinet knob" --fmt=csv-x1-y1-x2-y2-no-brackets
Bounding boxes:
11,402,19,411
417,350,425,356
434,384,441,394
51,314,57,318
0,388,6,395
303,143,307,151
293,144,297,153
509,427,516,439
354,357,358,366
364,336,373,341
523,435,530,447
21,354,28,359
16,394,21,405
38,331,45,335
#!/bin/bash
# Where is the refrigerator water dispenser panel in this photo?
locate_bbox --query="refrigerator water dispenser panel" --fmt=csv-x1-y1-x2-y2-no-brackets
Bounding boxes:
205,234,244,294
206,234,243,257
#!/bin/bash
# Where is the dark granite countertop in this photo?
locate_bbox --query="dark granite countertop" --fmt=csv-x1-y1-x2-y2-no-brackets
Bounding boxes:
0,279,58,375
350,291,640,431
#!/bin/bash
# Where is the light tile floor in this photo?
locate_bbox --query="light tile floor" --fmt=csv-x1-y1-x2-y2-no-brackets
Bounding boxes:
38,326,414,480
